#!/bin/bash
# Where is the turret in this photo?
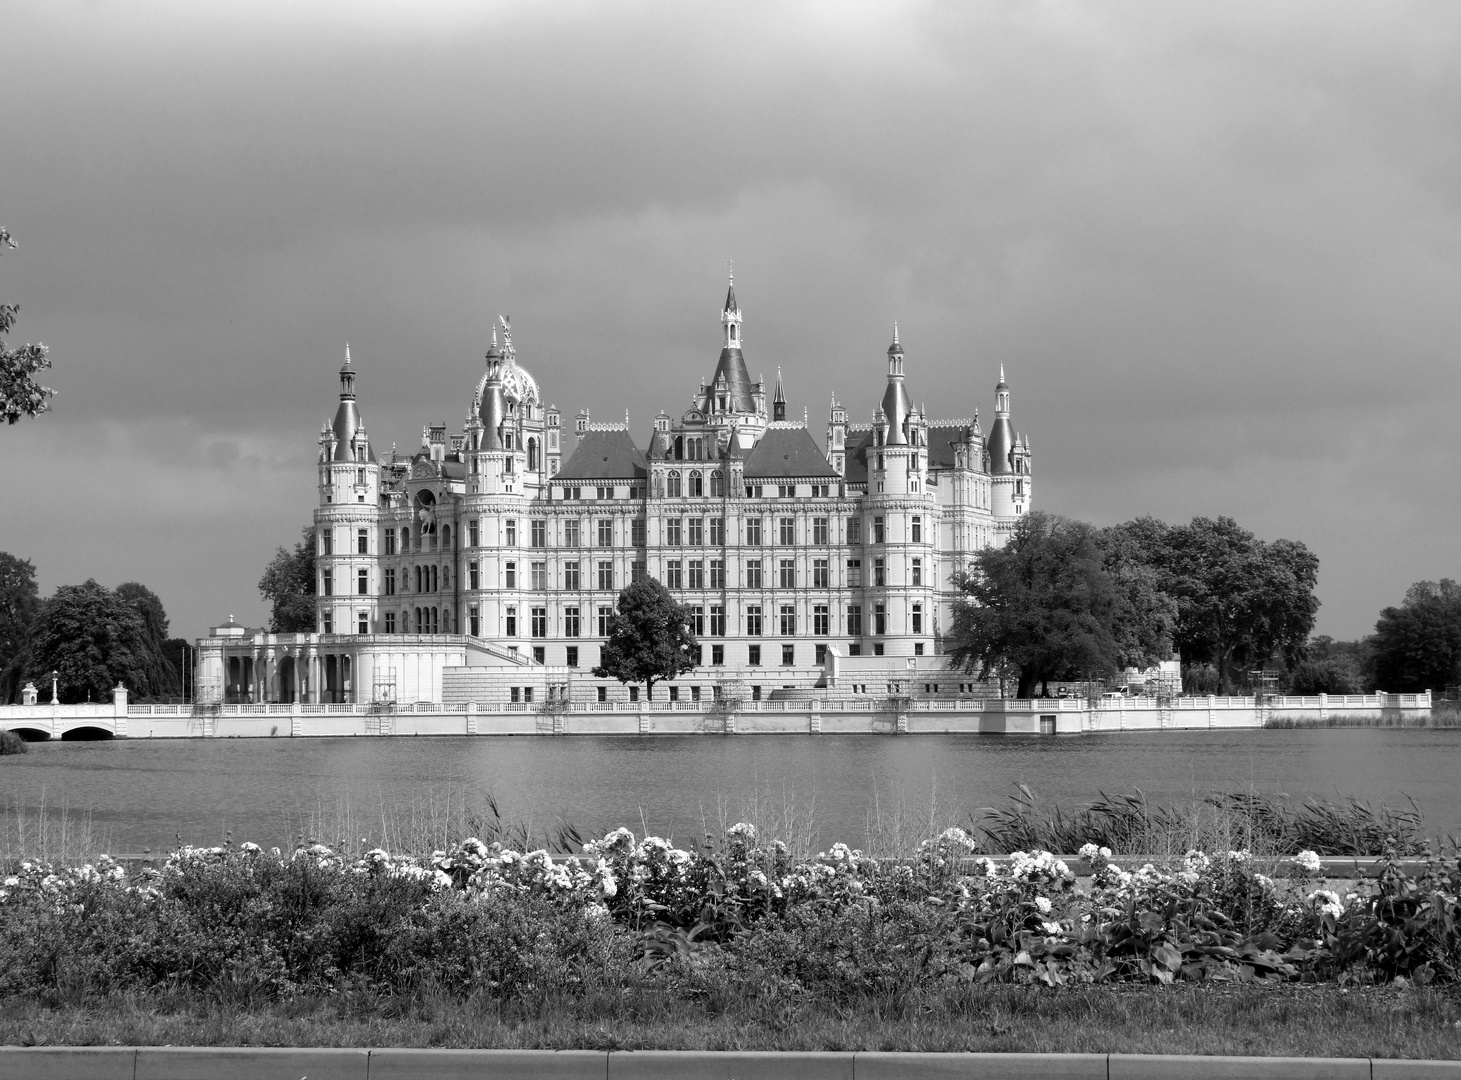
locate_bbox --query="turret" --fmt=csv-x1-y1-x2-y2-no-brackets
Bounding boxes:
826,396,847,476
880,325,911,446
773,367,787,422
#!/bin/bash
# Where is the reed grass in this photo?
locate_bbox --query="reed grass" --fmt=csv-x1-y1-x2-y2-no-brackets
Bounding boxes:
0,793,112,867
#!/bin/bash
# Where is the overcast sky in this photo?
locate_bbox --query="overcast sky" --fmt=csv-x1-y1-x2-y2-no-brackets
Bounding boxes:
2,0,1458,641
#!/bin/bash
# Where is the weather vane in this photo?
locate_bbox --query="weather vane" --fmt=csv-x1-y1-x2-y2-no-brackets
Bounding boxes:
726,258,733,283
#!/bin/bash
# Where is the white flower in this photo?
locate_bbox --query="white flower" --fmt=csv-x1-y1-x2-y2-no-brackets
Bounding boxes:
1034,895,1052,914
1308,888,1344,918
1293,850,1323,875
1042,920,1063,935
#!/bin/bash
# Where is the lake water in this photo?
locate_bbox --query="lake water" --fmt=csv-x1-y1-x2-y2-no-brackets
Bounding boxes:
3,729,1459,854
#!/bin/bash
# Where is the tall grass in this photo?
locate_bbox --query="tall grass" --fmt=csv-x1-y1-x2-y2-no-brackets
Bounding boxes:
972,785,1427,857
1266,711,1461,730
0,793,112,866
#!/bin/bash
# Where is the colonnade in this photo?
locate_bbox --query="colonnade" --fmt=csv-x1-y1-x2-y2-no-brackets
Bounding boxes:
220,647,356,705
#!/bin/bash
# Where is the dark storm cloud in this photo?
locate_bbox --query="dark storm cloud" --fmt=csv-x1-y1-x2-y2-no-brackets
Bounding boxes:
2,0,1459,637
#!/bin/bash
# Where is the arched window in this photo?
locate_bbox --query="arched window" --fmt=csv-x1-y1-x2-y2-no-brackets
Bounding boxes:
441,609,450,633
401,527,410,551
709,470,724,497
432,607,439,634
504,431,513,451
414,607,420,631
528,438,538,471
667,471,682,497
442,565,451,588
431,565,438,592
414,566,422,593
730,325,736,342
441,524,452,549
674,436,684,460
688,470,703,497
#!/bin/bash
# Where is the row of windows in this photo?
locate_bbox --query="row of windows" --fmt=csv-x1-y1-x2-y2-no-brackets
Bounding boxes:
473,556,923,591
329,514,927,556
463,600,923,639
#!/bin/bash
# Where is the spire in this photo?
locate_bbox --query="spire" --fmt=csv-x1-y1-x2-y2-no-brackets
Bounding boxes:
724,260,737,313
773,366,786,422
893,321,899,346
338,343,356,400
881,326,910,444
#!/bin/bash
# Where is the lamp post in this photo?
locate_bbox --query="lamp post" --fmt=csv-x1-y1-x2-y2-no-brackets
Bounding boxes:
49,670,58,705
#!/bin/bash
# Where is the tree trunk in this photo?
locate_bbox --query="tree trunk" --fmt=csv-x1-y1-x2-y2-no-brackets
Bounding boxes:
1016,671,1039,698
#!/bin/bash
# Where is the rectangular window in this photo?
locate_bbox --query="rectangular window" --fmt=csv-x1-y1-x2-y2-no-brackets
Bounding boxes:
511,686,520,703
814,604,829,636
709,604,725,636
531,561,547,589
874,516,885,544
665,560,682,589
813,558,829,588
813,517,829,544
847,518,861,543
531,607,547,637
630,518,646,546
848,605,862,636
847,559,861,587
598,561,614,590
632,560,646,583
505,605,517,636
912,602,922,635
746,518,762,545
669,685,679,703
690,685,701,703
322,611,332,634
466,562,477,591
531,650,543,667
564,519,581,547
565,606,580,638
597,486,611,501
597,606,613,636
746,605,762,637
357,528,369,555
564,561,580,589
688,518,703,546
688,560,704,589
385,529,396,556
915,642,925,656
357,568,369,595
745,559,762,588
506,519,517,545
712,644,724,666
531,520,546,547
751,684,762,700
322,568,333,597
690,606,704,636
779,604,796,636
468,519,479,548
597,685,607,702
911,515,922,543
779,517,795,545
779,559,796,588
385,568,396,596
815,643,827,664
778,484,794,498
629,685,639,702
468,604,479,636
385,611,396,633
709,559,724,589
874,642,884,656
782,643,795,666
874,558,885,587
709,517,724,545
593,519,611,547
505,561,516,588
849,643,861,656
358,611,369,634
912,557,922,586
748,644,761,666
874,603,886,636
665,518,682,545
566,645,578,667
321,529,333,555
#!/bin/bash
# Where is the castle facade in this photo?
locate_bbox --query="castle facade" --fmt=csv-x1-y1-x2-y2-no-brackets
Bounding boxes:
209,282,1032,706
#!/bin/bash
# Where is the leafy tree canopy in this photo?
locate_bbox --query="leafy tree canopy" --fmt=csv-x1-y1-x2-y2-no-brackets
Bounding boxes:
1116,515,1319,692
115,581,181,699
948,513,1175,698
0,227,56,425
26,580,152,704
1370,579,1461,694
592,577,698,700
259,526,317,633
0,552,40,702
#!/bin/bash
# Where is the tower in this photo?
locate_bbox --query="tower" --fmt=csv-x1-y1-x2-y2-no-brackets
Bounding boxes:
773,367,786,422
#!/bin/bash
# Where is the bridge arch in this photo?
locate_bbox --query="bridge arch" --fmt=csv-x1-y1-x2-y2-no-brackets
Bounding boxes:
59,725,114,741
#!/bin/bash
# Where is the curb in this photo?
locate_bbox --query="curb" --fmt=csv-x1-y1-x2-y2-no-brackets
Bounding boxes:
1,1048,1459,1079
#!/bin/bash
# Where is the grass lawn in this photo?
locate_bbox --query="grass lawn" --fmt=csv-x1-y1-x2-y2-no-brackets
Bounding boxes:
4,984,1461,1059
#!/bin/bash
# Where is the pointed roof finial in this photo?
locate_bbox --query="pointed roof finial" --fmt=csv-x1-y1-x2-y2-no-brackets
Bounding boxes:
893,321,899,346
344,341,352,365
1000,363,1005,382
774,365,785,403
727,257,733,285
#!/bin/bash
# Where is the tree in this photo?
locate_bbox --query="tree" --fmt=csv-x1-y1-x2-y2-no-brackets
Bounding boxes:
592,577,698,701
0,552,40,703
1370,580,1461,693
259,526,317,633
26,580,152,704
1126,516,1320,692
115,581,182,700
0,227,56,424
947,513,1174,698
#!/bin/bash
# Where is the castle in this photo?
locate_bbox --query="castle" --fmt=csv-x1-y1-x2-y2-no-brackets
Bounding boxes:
201,280,1032,706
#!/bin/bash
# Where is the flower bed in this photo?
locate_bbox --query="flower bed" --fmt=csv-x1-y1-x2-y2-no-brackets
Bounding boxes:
2,825,1459,1003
